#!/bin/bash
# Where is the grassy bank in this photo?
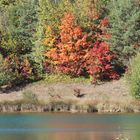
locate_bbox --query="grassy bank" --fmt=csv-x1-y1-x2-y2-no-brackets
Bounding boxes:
0,78,140,113
0,97,140,113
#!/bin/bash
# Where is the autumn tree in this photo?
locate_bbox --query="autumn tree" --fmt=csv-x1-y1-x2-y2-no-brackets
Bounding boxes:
45,13,119,82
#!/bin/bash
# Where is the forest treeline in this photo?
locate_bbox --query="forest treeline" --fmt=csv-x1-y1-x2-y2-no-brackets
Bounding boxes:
0,0,140,98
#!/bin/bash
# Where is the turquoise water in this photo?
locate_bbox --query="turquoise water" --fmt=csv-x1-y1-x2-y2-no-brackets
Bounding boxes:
0,113,139,140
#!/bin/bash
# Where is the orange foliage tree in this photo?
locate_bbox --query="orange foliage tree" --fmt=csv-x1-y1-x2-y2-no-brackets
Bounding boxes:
44,12,119,82
45,13,91,76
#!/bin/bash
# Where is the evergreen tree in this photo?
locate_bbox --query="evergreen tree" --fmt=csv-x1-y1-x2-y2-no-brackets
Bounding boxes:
0,0,39,85
7,0,38,55
107,0,140,65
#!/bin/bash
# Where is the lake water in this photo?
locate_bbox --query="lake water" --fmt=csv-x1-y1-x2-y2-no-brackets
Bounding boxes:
0,113,139,140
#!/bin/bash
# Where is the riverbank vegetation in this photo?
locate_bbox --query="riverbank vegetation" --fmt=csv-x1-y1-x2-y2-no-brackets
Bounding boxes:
0,0,140,99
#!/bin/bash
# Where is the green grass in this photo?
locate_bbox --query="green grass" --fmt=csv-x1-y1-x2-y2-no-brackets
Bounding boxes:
44,73,90,84
22,90,39,104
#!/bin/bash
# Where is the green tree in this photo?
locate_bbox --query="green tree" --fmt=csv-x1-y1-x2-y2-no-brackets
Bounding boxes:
107,0,140,65
0,0,39,85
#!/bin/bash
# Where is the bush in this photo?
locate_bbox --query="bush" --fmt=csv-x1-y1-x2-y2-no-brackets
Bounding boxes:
0,55,15,86
4,55,33,84
31,45,46,79
126,53,140,99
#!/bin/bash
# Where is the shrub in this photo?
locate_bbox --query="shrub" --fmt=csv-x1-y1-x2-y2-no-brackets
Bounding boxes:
31,45,46,79
126,53,140,99
0,55,15,86
2,55,33,85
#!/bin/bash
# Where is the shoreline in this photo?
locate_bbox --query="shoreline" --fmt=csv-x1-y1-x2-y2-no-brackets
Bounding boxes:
0,99,140,113
0,79,140,113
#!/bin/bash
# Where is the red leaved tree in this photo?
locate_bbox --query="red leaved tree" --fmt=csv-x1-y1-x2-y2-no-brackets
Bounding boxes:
45,12,119,82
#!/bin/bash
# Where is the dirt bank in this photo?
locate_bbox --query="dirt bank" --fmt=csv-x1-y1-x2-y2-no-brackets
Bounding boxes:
0,79,140,113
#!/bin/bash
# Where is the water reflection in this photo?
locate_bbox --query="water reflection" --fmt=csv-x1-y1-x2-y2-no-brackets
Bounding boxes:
0,113,139,140
0,131,125,140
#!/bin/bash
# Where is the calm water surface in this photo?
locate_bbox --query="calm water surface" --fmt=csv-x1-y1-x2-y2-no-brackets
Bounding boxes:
0,113,139,140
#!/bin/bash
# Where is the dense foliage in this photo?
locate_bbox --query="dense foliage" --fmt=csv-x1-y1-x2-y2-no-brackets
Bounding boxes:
0,0,140,98
126,53,140,99
0,0,38,84
45,13,119,82
107,0,140,64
